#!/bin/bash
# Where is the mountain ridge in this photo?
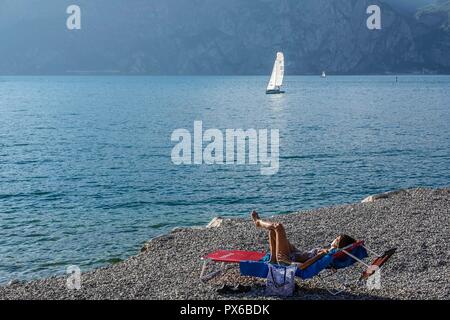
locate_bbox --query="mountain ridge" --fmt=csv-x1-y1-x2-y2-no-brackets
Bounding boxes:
0,0,449,75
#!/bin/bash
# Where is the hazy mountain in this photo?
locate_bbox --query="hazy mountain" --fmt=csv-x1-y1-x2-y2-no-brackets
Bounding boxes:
383,0,436,13
0,0,449,74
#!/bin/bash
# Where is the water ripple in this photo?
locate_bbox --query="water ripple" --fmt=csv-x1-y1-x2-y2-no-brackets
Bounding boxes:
0,75,449,283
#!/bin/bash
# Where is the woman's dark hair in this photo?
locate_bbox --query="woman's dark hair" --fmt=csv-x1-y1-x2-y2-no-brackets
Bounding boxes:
337,234,356,248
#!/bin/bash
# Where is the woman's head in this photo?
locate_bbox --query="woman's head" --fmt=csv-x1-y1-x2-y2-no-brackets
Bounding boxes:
331,234,356,249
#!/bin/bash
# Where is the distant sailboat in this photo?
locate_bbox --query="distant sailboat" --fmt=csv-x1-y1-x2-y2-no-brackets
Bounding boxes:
266,52,285,94
321,71,326,78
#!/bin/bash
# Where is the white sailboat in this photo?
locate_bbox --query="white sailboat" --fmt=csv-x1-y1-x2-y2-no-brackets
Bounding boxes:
266,52,285,94
321,71,326,78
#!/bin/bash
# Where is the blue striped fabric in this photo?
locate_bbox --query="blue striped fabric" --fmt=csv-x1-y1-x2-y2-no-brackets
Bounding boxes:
239,246,368,280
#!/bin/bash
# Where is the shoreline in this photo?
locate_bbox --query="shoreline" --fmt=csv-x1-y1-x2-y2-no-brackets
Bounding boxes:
1,187,449,300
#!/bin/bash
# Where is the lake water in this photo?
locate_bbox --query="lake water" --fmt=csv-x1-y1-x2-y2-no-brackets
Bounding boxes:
0,75,449,283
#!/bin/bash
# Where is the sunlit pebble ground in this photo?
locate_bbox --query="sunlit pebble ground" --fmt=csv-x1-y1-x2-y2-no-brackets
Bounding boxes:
1,188,449,300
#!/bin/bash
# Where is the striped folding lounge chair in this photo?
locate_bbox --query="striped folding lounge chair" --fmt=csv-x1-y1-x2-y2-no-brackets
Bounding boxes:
239,241,396,295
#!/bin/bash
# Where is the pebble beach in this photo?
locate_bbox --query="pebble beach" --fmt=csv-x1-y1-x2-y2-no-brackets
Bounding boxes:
1,187,449,300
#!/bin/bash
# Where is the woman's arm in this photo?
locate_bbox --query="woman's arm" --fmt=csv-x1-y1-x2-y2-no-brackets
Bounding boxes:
298,251,328,270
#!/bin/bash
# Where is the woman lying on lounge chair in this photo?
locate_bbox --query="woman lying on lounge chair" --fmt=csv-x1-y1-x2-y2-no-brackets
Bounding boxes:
251,210,356,265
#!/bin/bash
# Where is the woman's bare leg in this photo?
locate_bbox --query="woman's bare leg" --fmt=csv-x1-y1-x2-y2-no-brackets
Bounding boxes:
268,229,277,263
251,210,276,230
273,223,292,264
251,211,292,264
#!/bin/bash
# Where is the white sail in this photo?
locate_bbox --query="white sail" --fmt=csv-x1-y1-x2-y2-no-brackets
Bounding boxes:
266,52,284,91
